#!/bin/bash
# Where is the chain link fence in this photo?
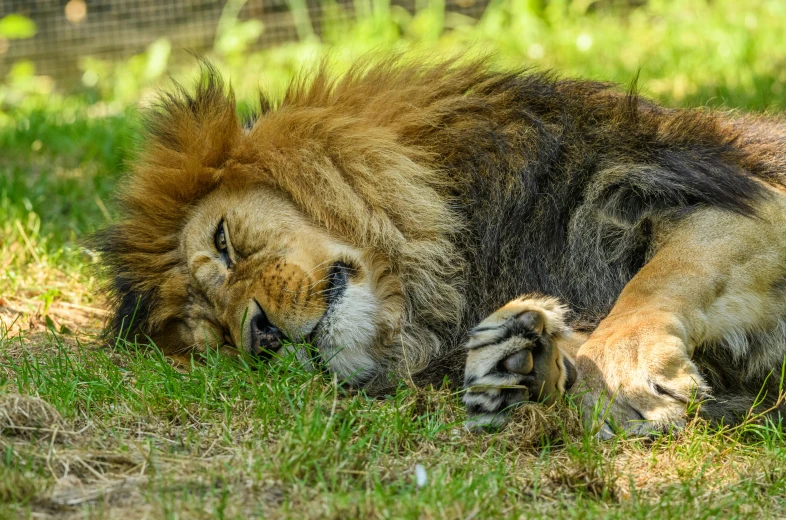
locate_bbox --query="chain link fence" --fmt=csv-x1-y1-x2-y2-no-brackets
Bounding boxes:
0,0,490,85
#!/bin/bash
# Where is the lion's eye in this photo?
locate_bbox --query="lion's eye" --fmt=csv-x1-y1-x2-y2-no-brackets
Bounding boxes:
214,220,229,257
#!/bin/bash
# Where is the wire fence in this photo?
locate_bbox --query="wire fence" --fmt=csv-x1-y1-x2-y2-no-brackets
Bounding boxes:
0,0,490,85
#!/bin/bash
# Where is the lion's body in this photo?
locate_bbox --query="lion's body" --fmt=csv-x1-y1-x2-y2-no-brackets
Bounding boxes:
99,59,786,432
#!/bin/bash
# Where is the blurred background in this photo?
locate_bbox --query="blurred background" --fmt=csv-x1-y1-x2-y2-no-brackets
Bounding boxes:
4,0,786,108
2,0,786,325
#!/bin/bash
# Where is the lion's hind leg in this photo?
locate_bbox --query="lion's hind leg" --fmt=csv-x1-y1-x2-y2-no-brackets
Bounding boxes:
462,294,580,429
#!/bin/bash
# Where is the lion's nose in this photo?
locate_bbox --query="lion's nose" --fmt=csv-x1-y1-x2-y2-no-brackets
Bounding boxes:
250,304,283,357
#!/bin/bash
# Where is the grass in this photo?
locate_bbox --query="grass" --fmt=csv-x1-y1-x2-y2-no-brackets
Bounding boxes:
3,334,785,518
2,0,786,517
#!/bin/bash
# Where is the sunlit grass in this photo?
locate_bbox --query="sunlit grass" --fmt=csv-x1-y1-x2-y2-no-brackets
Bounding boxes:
1,328,784,517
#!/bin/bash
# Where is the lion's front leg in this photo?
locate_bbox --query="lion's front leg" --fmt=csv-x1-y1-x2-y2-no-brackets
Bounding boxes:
575,200,786,437
573,312,710,438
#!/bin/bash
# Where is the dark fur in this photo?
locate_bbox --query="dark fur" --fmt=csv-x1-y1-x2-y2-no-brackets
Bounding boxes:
416,74,766,325
401,68,779,395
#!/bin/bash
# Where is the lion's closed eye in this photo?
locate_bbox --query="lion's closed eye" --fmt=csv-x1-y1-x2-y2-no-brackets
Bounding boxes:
214,219,233,267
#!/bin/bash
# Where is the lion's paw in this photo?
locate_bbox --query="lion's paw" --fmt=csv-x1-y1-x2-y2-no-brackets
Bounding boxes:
462,294,576,430
574,335,710,439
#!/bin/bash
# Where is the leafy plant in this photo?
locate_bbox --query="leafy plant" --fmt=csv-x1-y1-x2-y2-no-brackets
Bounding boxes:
0,14,36,40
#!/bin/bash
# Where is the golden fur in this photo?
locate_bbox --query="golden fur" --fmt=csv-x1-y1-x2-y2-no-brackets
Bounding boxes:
98,58,786,433
99,62,481,386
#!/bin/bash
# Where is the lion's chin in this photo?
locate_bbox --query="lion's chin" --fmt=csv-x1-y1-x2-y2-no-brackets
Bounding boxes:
255,284,381,383
308,284,381,384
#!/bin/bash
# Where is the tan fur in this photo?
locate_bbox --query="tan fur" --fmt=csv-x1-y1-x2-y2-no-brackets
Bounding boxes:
102,62,491,386
573,184,786,436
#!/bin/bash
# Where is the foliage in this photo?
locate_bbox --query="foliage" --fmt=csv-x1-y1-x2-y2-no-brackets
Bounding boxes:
0,14,36,40
2,0,785,301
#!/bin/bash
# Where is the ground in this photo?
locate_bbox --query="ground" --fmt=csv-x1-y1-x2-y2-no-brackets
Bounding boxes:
3,1,786,517
3,326,785,518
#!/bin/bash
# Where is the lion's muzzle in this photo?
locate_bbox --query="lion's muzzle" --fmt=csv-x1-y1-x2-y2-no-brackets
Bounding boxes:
240,260,351,359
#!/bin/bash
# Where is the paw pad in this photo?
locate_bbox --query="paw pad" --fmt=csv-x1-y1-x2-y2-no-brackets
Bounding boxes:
503,350,533,375
463,294,573,428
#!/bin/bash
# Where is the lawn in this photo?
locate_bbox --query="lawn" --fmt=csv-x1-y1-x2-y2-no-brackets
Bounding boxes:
2,0,786,518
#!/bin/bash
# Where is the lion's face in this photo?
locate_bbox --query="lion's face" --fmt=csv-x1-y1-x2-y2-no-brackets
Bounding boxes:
98,64,468,389
178,184,388,382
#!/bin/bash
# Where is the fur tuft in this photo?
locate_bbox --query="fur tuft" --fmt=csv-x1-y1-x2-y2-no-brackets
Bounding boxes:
94,64,242,340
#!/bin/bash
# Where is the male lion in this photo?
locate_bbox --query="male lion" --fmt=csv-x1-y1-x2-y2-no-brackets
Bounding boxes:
97,59,786,437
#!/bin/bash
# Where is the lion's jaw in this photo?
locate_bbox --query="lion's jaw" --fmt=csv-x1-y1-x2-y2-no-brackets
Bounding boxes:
178,184,396,383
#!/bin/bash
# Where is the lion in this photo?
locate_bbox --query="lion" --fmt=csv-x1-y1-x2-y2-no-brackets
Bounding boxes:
96,58,786,437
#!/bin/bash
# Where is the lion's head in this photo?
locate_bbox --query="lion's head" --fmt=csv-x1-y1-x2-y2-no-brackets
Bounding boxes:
96,62,485,387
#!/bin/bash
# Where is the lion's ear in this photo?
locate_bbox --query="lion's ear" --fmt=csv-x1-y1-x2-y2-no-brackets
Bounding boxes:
143,63,241,169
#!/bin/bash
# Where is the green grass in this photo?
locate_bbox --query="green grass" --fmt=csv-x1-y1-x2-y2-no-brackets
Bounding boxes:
2,0,786,517
2,332,785,518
